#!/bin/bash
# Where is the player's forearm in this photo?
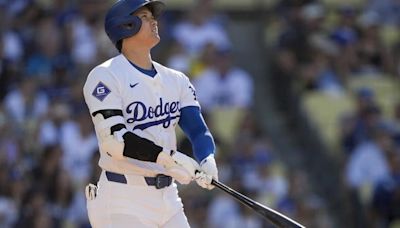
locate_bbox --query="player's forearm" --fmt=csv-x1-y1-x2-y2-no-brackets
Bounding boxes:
191,131,215,162
178,106,216,162
92,109,163,162
121,131,163,162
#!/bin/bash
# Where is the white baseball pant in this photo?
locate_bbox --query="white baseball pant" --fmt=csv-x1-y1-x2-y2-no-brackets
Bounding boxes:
86,171,190,228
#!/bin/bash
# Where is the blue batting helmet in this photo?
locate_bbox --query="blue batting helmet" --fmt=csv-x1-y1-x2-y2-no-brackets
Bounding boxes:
104,0,165,45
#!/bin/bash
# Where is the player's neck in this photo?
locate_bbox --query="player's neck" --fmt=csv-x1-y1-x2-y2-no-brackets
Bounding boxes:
122,50,153,70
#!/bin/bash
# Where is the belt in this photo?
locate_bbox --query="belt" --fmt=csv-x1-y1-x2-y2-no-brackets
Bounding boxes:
105,171,172,189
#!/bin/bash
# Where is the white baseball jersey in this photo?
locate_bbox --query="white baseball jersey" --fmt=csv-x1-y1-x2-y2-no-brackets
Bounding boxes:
83,54,199,177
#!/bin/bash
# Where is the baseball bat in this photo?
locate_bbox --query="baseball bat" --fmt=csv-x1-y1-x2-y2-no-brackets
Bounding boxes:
211,179,305,228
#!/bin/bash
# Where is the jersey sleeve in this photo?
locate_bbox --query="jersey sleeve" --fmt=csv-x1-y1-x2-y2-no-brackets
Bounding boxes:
178,106,215,162
83,66,123,114
179,74,200,109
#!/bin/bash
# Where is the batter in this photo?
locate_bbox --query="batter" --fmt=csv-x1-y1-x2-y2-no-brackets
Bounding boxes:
83,0,218,227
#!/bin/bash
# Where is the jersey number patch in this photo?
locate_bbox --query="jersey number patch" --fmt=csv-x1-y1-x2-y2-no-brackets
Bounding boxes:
189,85,197,101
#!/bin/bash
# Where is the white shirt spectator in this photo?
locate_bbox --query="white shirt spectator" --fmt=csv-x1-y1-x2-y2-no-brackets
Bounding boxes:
207,194,239,228
38,102,74,146
70,18,98,65
0,197,18,227
4,86,48,124
346,141,390,188
39,120,76,146
193,67,253,111
257,172,289,204
60,120,97,184
2,31,23,62
173,21,230,56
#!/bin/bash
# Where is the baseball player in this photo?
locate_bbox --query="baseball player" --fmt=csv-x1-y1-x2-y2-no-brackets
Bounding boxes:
82,0,218,227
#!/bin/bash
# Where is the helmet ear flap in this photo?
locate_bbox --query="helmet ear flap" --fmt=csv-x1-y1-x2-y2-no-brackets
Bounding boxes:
114,15,142,52
105,15,142,45
119,15,142,34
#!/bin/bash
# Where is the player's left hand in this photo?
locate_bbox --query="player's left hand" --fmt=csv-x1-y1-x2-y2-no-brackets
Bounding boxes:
195,154,218,190
158,150,200,185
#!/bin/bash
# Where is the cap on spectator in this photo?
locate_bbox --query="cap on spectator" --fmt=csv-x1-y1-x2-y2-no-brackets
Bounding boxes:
330,29,357,46
356,87,374,99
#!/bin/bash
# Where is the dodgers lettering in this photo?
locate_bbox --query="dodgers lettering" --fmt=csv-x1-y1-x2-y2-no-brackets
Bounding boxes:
126,98,180,130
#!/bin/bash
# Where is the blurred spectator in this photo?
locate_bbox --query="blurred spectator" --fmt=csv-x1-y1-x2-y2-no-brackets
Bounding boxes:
256,162,289,207
61,110,97,185
65,0,109,69
167,41,218,79
354,11,393,75
277,2,326,64
371,149,400,227
0,105,20,166
298,37,343,95
32,144,63,195
3,78,49,125
193,48,253,112
38,102,72,146
330,5,358,48
329,5,359,81
367,0,400,26
0,9,24,63
207,193,239,228
345,127,393,202
172,0,230,56
224,199,263,228
25,11,67,85
340,88,384,154
0,164,19,227
47,171,74,227
166,40,192,74
14,188,51,228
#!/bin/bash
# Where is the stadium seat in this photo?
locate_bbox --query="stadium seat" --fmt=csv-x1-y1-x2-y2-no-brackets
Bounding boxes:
210,108,246,145
302,91,354,151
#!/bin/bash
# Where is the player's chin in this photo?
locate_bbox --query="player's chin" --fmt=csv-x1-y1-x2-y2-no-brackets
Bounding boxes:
153,33,161,41
150,36,161,46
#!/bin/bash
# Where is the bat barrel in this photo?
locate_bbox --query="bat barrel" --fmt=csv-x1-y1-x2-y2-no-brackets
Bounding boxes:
211,179,305,228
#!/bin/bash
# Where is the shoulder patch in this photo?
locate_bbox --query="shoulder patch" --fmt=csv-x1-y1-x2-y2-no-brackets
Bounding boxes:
92,81,111,101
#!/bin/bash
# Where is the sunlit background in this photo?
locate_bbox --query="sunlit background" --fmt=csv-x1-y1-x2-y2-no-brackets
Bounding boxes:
0,0,399,227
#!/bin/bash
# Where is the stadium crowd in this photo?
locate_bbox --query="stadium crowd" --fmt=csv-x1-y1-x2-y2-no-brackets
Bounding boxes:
0,0,399,227
266,0,400,227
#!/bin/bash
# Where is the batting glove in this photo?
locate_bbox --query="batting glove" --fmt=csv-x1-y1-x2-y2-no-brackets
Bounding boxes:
195,154,218,190
157,150,200,184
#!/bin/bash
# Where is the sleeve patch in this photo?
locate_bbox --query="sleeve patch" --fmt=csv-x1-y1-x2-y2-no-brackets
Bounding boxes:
92,81,111,101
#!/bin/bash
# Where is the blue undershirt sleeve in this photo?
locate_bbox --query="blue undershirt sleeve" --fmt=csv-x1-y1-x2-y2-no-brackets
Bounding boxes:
178,106,215,162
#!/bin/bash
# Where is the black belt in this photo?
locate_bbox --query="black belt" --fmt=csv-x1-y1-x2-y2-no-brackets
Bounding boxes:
105,171,172,189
